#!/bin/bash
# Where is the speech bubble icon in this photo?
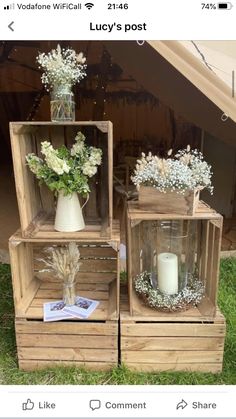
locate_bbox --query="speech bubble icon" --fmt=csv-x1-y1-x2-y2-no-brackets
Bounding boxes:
89,400,101,411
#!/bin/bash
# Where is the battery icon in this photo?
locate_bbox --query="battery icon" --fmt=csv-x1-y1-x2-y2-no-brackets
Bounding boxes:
218,2,233,8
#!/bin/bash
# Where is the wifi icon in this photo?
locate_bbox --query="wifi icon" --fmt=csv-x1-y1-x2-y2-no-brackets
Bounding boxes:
85,2,94,9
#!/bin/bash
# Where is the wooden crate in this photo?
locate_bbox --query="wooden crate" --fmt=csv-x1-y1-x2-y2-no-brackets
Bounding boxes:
15,319,118,371
10,121,113,239
120,286,226,373
138,186,199,215
9,223,120,321
127,201,223,320
10,225,120,371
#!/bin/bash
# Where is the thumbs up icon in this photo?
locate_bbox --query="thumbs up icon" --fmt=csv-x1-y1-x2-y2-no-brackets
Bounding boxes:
22,399,35,411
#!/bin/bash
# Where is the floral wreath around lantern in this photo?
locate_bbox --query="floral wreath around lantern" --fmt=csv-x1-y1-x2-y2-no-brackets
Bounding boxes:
135,271,205,312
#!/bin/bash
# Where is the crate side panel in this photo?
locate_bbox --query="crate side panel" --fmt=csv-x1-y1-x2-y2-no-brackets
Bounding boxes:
16,319,118,371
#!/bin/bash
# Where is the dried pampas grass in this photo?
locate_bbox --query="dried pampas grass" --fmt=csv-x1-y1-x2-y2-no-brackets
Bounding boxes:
38,242,81,305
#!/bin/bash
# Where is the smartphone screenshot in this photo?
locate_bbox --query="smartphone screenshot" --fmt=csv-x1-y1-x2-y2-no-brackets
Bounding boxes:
0,0,235,418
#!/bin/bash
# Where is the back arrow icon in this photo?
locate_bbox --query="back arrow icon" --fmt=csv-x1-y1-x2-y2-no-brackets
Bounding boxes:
8,21,14,31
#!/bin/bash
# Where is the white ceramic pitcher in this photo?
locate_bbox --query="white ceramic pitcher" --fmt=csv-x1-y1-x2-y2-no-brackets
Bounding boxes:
54,191,87,232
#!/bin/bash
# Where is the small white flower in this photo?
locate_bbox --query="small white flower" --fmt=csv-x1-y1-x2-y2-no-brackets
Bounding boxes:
71,141,84,156
41,141,70,175
37,46,87,91
132,147,213,194
82,162,97,177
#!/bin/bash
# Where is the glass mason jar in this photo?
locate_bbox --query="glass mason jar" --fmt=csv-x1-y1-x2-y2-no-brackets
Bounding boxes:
50,84,75,122
63,281,76,306
138,219,198,295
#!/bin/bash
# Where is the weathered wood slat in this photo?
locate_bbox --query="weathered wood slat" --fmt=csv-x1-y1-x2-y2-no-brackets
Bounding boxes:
19,360,116,371
36,272,116,284
34,245,117,258
24,302,109,320
122,350,223,364
121,337,224,351
124,363,223,373
17,334,117,349
121,322,225,337
138,186,199,215
128,201,220,219
18,347,117,362
35,258,117,273
15,320,118,335
34,289,108,301
39,282,109,291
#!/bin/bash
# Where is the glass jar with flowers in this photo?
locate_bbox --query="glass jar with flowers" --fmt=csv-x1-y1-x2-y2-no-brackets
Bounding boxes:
26,131,102,232
37,45,87,121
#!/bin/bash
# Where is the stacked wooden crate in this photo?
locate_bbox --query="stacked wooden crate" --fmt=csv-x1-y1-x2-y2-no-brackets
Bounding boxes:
9,121,120,371
120,201,226,373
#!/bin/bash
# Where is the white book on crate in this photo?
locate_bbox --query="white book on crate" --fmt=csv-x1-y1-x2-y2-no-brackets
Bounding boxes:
43,300,74,322
63,296,99,319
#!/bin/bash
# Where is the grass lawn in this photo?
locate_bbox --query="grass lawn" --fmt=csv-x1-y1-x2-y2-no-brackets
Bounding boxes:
0,259,236,385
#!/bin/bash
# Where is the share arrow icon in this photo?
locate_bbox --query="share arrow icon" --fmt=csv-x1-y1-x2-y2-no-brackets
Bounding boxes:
176,399,188,410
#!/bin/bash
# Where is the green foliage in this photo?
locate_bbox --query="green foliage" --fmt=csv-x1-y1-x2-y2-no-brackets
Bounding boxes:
26,132,102,197
0,259,236,384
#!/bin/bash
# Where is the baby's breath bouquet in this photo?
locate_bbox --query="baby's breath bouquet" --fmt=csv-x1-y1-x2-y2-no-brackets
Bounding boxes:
26,131,102,197
37,44,87,121
37,44,87,92
132,146,213,195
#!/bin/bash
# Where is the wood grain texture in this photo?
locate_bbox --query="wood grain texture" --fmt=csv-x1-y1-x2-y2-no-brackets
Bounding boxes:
9,122,113,239
15,318,118,371
138,186,199,215
123,363,223,373
128,200,222,220
121,337,224,351
16,320,118,335
122,350,223,364
120,284,225,373
10,235,120,321
18,360,116,371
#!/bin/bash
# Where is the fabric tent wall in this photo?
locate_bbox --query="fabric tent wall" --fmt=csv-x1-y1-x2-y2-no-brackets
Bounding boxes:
105,41,236,147
202,134,236,217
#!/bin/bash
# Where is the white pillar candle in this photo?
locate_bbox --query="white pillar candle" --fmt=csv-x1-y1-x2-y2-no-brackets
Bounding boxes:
158,252,178,295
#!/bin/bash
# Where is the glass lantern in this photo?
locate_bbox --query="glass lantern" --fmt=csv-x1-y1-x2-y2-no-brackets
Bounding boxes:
132,219,204,312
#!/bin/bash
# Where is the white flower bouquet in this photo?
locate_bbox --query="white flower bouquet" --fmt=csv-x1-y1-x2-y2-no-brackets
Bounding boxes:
37,45,87,121
26,131,102,197
132,146,213,195
132,146,213,215
37,44,87,92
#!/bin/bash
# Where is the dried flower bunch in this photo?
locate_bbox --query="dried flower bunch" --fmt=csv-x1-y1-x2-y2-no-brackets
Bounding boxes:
37,44,87,91
135,271,205,312
132,145,213,194
26,131,102,196
38,242,81,306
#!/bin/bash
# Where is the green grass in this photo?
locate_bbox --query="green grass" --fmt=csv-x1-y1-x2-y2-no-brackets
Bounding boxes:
0,260,236,385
